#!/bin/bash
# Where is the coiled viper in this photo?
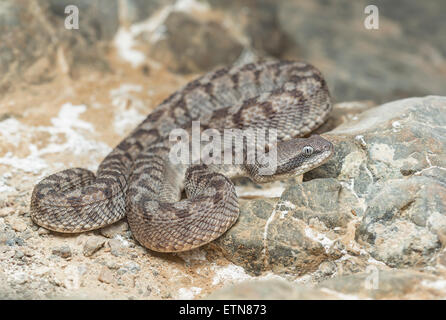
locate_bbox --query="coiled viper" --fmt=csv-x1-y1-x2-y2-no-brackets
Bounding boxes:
30,60,334,252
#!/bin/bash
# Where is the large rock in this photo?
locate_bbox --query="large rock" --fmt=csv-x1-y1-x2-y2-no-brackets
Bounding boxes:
46,0,120,41
214,178,357,276
318,269,446,299
208,0,290,58
277,0,446,103
357,176,445,267
208,0,446,102
206,279,337,300
215,96,446,274
149,11,244,73
314,96,446,268
206,270,446,300
0,0,116,92
119,0,175,24
0,1,53,92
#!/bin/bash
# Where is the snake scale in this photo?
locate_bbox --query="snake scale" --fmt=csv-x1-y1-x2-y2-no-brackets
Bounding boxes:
30,60,334,252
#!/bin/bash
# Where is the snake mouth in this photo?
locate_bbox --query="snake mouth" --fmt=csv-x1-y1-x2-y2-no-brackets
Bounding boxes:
254,148,334,183
293,149,333,177
252,137,335,183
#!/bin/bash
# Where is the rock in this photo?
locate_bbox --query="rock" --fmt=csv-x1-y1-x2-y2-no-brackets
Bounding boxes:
117,273,136,287
213,199,273,274
46,0,120,41
209,0,289,58
216,96,446,274
37,227,51,235
10,271,28,285
0,228,14,245
215,179,354,276
243,5,289,58
437,249,446,271
1,225,25,247
5,237,24,247
357,177,444,267
52,246,72,259
312,96,446,268
276,0,446,103
117,268,127,275
100,221,129,238
206,279,337,300
83,236,105,257
123,261,141,274
207,269,446,300
314,101,377,134
5,216,27,232
120,0,174,24
0,207,14,217
318,270,446,299
19,230,34,240
149,11,244,74
98,266,115,284
0,1,20,28
0,0,113,93
108,239,125,257
14,250,24,259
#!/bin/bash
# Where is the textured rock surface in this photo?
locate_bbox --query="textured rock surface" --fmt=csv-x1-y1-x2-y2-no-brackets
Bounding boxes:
120,0,175,24
325,96,446,268
215,179,355,276
207,279,337,300
357,176,445,267
209,269,446,300
215,96,446,283
46,0,120,40
196,0,446,102
4,0,445,101
148,11,244,73
0,0,115,93
317,269,446,299
1,0,445,300
278,0,446,103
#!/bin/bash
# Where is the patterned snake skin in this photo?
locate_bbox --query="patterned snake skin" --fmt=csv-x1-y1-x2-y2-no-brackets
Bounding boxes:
30,60,334,252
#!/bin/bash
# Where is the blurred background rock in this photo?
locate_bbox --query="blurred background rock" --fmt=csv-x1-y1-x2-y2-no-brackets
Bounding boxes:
1,0,445,102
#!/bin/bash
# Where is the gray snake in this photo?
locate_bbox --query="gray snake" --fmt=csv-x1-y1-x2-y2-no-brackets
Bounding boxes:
30,60,334,252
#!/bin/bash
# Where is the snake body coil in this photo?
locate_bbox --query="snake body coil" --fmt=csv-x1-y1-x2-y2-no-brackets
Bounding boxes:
31,60,334,252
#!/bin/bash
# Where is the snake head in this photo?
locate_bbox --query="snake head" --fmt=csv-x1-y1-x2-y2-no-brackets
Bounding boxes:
248,134,334,183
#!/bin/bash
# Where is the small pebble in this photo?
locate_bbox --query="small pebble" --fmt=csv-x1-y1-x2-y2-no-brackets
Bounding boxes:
100,221,129,239
83,236,105,257
6,216,27,232
117,268,127,275
78,264,88,276
0,207,14,217
37,227,50,235
98,266,114,284
108,239,125,257
6,237,25,246
124,261,140,273
0,230,15,243
12,272,28,285
20,230,34,240
14,250,24,259
52,245,72,259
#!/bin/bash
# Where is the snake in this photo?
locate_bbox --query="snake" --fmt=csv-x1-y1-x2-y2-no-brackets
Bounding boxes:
30,60,334,252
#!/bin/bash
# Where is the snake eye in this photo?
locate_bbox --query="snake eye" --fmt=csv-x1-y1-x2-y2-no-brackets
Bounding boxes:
303,146,314,156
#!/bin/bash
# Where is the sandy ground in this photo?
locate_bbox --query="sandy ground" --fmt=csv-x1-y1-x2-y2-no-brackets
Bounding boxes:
0,49,295,299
